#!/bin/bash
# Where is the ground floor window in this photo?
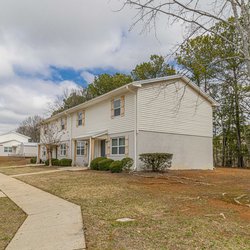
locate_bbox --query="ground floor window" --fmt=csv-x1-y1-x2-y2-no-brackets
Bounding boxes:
60,144,66,156
77,141,84,156
111,137,125,155
4,147,12,153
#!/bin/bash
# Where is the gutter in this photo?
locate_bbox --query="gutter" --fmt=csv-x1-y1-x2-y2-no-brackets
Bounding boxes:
126,85,141,171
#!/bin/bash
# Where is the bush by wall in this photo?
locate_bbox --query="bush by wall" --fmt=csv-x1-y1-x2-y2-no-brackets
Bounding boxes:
45,158,60,166
121,157,134,172
98,159,114,171
30,157,37,164
60,158,72,166
110,160,123,173
139,153,173,172
90,157,107,170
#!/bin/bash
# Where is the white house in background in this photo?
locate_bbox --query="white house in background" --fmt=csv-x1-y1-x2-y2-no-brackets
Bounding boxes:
0,131,37,157
38,75,218,170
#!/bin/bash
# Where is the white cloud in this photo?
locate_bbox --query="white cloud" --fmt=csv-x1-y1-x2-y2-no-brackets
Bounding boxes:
81,71,95,84
0,0,184,133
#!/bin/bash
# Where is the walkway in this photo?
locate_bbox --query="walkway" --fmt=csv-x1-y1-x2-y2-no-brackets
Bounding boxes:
0,173,86,250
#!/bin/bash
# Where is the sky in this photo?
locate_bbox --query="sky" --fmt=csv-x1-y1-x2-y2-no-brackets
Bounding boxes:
0,0,184,134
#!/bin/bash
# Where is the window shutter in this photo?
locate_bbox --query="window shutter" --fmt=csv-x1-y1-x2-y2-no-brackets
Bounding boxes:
65,143,68,157
82,110,85,126
121,95,125,117
125,135,129,156
106,137,110,157
76,113,79,127
84,141,87,157
111,99,114,119
64,117,67,130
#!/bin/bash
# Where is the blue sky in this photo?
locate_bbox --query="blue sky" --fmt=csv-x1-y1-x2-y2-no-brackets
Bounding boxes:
0,0,183,133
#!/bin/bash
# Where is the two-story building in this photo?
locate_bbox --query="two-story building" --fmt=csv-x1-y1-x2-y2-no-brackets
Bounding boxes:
38,75,218,170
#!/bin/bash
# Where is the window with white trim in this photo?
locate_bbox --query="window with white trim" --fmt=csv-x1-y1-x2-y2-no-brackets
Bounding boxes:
60,144,66,156
77,141,84,156
111,137,125,155
61,118,65,130
78,112,83,126
113,98,121,117
4,147,12,153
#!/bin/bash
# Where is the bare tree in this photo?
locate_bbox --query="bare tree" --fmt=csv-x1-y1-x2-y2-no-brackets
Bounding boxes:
16,115,43,142
40,122,64,167
123,0,250,81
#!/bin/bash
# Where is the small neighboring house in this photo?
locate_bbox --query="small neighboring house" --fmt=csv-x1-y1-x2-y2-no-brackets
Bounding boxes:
38,75,218,170
0,131,37,157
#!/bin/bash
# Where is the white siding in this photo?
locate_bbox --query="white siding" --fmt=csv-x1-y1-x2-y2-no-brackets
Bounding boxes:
138,80,213,137
71,92,136,138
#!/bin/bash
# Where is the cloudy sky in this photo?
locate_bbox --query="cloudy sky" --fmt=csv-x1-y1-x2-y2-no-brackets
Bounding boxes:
0,0,184,134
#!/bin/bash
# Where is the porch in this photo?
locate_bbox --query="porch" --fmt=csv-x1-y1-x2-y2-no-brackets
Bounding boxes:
72,130,108,167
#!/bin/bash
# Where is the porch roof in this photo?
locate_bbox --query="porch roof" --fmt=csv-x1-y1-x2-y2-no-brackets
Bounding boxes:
73,130,108,140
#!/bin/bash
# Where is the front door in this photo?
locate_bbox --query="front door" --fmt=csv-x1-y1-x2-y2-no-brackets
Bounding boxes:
100,140,106,157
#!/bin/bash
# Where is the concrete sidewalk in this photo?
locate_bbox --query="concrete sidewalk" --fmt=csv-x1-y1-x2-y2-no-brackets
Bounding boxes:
0,173,85,250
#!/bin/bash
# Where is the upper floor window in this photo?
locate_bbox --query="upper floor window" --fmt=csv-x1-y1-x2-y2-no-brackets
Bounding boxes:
114,98,121,117
44,125,48,135
61,118,65,130
77,141,84,156
111,137,125,155
60,144,66,156
111,96,125,118
4,147,12,153
77,111,85,127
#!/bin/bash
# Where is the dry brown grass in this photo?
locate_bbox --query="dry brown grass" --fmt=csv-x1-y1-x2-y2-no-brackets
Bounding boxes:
0,166,58,176
0,197,27,250
0,157,30,167
16,168,250,250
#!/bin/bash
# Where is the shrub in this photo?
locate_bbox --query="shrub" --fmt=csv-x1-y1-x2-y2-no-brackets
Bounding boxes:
139,153,173,172
121,157,134,172
110,160,123,173
98,159,114,171
45,158,60,166
30,157,37,164
60,158,72,166
90,157,107,170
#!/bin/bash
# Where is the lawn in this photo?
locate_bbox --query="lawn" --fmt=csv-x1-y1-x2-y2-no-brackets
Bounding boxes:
0,197,27,250
17,168,250,250
0,166,58,176
0,157,30,168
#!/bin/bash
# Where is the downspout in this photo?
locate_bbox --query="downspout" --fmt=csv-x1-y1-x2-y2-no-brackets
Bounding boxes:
126,85,140,171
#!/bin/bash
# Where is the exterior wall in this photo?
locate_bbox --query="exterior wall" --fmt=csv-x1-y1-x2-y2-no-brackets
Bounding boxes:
137,131,213,170
137,80,213,137
0,140,22,156
71,92,136,138
16,144,37,157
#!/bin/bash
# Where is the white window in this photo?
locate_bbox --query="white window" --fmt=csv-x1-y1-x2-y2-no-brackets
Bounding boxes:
60,144,66,156
113,98,121,117
78,112,83,126
61,118,65,130
111,137,125,155
4,147,12,153
77,141,84,156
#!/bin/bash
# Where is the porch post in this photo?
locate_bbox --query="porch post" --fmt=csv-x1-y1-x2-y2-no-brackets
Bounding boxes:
37,144,41,164
91,138,95,161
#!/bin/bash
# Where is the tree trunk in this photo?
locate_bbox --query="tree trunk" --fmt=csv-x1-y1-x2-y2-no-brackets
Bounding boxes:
49,150,52,167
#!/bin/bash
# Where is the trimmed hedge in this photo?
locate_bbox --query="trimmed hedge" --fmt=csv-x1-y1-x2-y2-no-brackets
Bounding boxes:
30,157,37,164
45,158,72,166
90,157,107,170
98,159,114,171
110,160,123,173
59,158,72,166
139,153,173,172
121,157,134,171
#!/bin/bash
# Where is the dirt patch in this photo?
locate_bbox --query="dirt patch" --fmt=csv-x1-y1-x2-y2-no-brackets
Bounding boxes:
0,157,30,167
